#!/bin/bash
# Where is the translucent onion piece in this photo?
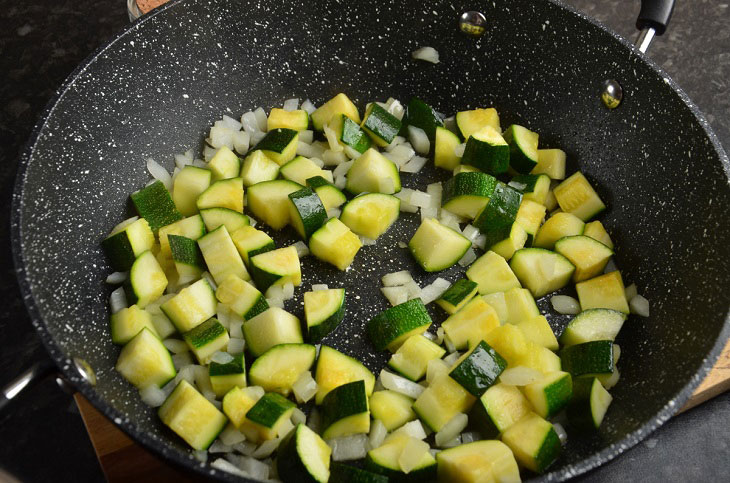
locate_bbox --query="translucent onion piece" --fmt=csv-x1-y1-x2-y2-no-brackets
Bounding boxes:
368,419,387,450
139,384,167,407
291,407,306,426
381,286,409,307
324,149,349,166
324,124,344,152
105,271,128,284
109,287,127,314
227,338,245,355
434,413,468,447
458,248,477,267
293,241,310,258
407,125,430,155
240,112,259,133
311,284,329,291
394,420,427,440
233,130,250,154
210,351,234,364
292,371,318,404
551,295,581,315
380,370,425,399
162,338,190,354
624,283,638,301
553,422,568,446
454,143,466,158
146,158,172,190
630,294,650,317
283,98,299,111
253,107,268,131
400,155,428,173
333,160,354,177
218,425,246,446
328,434,369,461
208,440,234,454
211,458,247,478
412,46,440,64
382,270,413,287
301,99,317,114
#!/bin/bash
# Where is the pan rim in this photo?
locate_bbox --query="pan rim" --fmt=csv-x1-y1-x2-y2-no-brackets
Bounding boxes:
9,0,730,481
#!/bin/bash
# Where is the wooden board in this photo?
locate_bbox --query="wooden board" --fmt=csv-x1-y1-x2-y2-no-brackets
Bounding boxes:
75,339,730,479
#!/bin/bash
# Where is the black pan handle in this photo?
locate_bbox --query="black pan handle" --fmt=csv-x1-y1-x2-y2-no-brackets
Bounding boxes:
0,357,56,412
635,0,675,53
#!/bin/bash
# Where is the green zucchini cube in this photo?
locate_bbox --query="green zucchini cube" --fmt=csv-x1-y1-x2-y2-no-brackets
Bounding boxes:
158,380,227,450
470,383,532,438
115,327,176,389
277,424,332,483
245,392,296,441
251,128,299,166
161,278,217,332
243,307,303,357
436,279,479,314
366,298,432,352
522,371,573,419
441,171,498,219
501,412,561,473
288,187,327,240
209,352,247,398
567,377,613,430
101,217,155,272
360,103,402,147
215,274,269,320
110,304,159,345
320,380,371,440
449,340,507,397
130,180,183,233
560,340,615,377
461,126,510,174
183,318,230,364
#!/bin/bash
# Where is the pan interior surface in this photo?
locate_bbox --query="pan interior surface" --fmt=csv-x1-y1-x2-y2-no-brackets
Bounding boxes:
13,0,730,480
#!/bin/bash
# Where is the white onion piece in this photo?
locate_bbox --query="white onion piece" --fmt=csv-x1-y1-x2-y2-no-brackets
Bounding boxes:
397,241,408,248
109,287,127,314
296,141,323,158
405,281,422,300
454,143,466,157
435,413,468,447
311,157,325,169
327,208,341,219
229,320,243,339
553,422,568,446
297,129,314,144
443,116,458,133
105,271,128,284
174,153,192,169
624,283,638,301
369,419,387,450
385,98,405,120
422,331,437,341
171,352,194,371
293,241,310,258
192,159,207,168
265,284,284,300
443,350,461,366
251,439,280,459
146,158,172,190
551,295,581,315
277,418,295,438
253,107,268,131
209,125,235,150
216,304,231,330
163,339,190,354
630,294,650,316
436,326,445,345
474,235,487,250
401,155,428,173
398,437,430,473
324,149,349,166
384,136,406,151
266,297,284,309
324,125,343,152
301,99,316,114
508,180,528,192
219,425,246,446
360,236,377,246
291,407,306,426
421,206,438,221
458,248,477,267
248,217,257,227
232,441,257,457
311,284,329,291
407,126,430,155
241,456,271,480
462,225,480,242
250,130,267,145
380,370,425,399
500,366,543,386
292,371,318,404
240,111,259,133
232,130,250,154
420,278,451,305
211,458,247,477
382,270,413,286
426,358,449,384
209,440,234,454
139,384,167,407
334,176,347,190
461,431,479,444
282,282,295,300
394,420,427,440
384,144,415,166
426,182,443,207
282,98,299,111
333,160,354,177
210,351,234,364
227,338,245,355
328,434,369,461
381,286,409,307
412,46,440,63
409,190,433,208
344,145,362,160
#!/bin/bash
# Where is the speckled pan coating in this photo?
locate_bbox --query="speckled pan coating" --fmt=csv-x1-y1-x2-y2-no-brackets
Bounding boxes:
10,0,730,481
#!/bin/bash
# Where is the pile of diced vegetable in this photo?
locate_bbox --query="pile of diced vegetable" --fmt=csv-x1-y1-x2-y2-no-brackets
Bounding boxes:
102,93,650,482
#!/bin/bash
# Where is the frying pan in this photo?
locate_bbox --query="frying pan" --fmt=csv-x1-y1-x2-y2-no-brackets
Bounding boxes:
7,0,730,480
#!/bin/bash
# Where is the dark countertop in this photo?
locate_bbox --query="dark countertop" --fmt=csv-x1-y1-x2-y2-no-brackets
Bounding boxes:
0,0,728,481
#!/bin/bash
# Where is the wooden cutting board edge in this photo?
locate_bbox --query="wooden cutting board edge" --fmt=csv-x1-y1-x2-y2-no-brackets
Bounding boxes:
75,338,730,481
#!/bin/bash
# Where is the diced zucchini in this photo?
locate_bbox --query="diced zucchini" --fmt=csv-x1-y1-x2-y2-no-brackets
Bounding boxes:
503,124,539,174
575,271,629,313
501,412,561,473
183,318,230,364
544,188,559,212
172,166,212,216
268,108,309,131
583,220,614,249
533,212,585,250
483,324,529,366
466,250,522,295
249,245,301,292
304,288,346,342
361,103,402,147
321,380,371,439
167,234,205,285
102,217,155,272
434,126,462,170
404,97,444,142
240,150,280,187
196,177,244,213
366,298,432,352
461,126,510,174
312,93,361,131
473,182,523,249
110,304,158,345
345,148,401,195
442,297,500,350
222,386,264,432
509,173,551,206
369,390,417,431
471,383,532,438
340,193,400,240
243,307,303,357
123,251,168,308
533,148,566,180
197,225,249,285
199,207,249,234
408,218,471,272
555,235,613,283
449,340,508,396
453,164,481,175
329,463,387,483
509,247,575,298
560,340,615,377
436,279,479,314
482,292,509,324
249,343,316,396
131,180,183,233
245,392,297,441
247,179,303,230
288,187,327,240
455,108,501,139
436,440,520,483
567,377,613,430
330,114,372,153
158,214,206,258
515,199,547,245
560,308,627,347
158,380,227,450
503,287,540,325
216,274,269,319
553,171,606,221
309,218,362,271
441,172,498,219
314,345,375,404
160,278,217,332
365,434,436,481
281,156,333,186
230,225,275,266
490,222,528,261
306,176,347,212
115,327,176,389
252,128,299,165
209,352,247,397
412,373,476,432
517,342,562,374
523,371,573,419
516,315,559,351
208,146,241,182
387,335,446,381
277,424,332,483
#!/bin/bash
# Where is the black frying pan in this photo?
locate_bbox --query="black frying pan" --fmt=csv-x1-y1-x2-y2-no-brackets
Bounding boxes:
8,0,730,480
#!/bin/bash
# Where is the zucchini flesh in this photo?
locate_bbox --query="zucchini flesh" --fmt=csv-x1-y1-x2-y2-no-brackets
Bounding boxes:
158,214,206,258
252,128,299,165
501,412,561,474
215,274,269,320
240,150,280,187
249,343,316,396
365,433,437,481
441,172,498,219
436,279,479,314
243,307,303,357
461,126,510,174
345,148,401,195
523,371,573,419
503,287,540,325
196,177,244,213
516,315,559,351
408,218,471,272
183,318,230,364
306,176,347,212
172,166,211,216
131,180,183,233
583,220,614,249
320,380,371,439
471,383,532,438
466,250,521,295
509,173,551,206
245,392,296,441
473,182,523,249
533,212,585,250
455,108,501,139
208,146,241,182
442,297,500,350
483,324,529,366
277,424,332,483
369,390,417,431
553,172,606,221
314,346,375,404
230,225,275,266
311,93,361,131
490,222,528,261
222,386,263,431
160,278,217,332
110,304,158,345
534,148,566,180
158,380,227,450
366,298,432,352
124,250,168,308
555,235,613,283
280,156,333,186
247,179,303,230
434,126,462,170
575,270,629,313
309,218,362,271
517,342,562,374
509,247,575,298
361,103,402,147
197,225,250,285
339,193,400,240
304,288,346,342
102,217,155,272
115,327,176,389
515,198,547,243
560,308,627,347
412,373,476,432
503,124,539,174
387,335,445,381
560,340,614,377
267,108,309,131
209,353,247,397
436,440,520,483
199,207,249,234
249,245,302,292
567,377,613,430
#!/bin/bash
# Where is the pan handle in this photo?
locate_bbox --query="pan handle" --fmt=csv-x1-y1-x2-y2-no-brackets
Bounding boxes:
0,357,56,412
635,0,675,53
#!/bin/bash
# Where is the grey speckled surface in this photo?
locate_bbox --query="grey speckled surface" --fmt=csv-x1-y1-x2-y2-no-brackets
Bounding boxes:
1,0,729,482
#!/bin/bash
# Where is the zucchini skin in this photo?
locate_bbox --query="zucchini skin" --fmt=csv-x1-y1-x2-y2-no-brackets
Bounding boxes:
320,380,369,433
252,127,298,153
330,463,388,483
403,97,444,141
560,340,614,376
130,180,183,233
307,290,346,343
473,183,523,248
449,340,508,397
276,426,323,483
366,299,432,351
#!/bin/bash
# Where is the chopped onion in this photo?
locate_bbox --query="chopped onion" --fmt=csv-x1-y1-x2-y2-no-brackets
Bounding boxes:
163,338,190,354
380,370,425,399
630,294,650,317
210,351,234,364
420,278,451,305
435,413,468,447
266,297,284,308
298,129,314,144
461,431,479,444
443,116,458,133
625,283,638,301
282,98,299,111
233,130,250,154
553,422,568,446
398,437,430,473
139,384,167,407
398,241,408,248
334,176,347,190
382,270,413,286
436,326,445,345
297,141,325,158
458,248,477,267
422,331,437,341
473,235,487,250
312,284,329,291
209,440,234,454
426,182,443,206
327,208,341,219
409,190,433,208
253,107,268,131
462,225,480,242
394,420,428,440
344,145,362,160
105,271,128,284
421,206,438,221
293,241,310,258
301,99,316,114
407,126,430,155
333,160,354,177
443,350,461,366
192,159,207,168
240,111,259,133
440,209,464,230
360,236,377,246
508,180,528,192
385,97,405,120
384,143,415,166
282,282,295,300
229,320,243,339
306,407,321,433
400,201,419,213
251,438,280,459
292,371,318,404
266,284,284,300
211,458,247,478
454,143,466,157
202,144,217,161
277,418,295,439
401,155,428,173
216,304,232,330
227,338,245,355
324,149,349,166
172,352,194,371
248,217,257,227
219,425,246,446
311,157,325,168
499,366,543,386
109,287,127,314
405,280,422,300
250,130,266,145
551,295,581,315
146,158,172,190
368,419,388,450
328,434,369,461
381,286,409,306
233,441,258,457
291,407,306,426
174,151,193,169
412,46,440,64
209,125,235,150
324,125,344,152
440,436,462,448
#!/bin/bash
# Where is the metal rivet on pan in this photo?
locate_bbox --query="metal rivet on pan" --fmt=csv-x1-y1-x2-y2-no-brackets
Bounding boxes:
459,11,487,37
601,79,623,109
73,357,97,386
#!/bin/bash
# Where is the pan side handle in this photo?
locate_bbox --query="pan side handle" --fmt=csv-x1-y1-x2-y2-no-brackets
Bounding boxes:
635,0,675,53
0,358,57,412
